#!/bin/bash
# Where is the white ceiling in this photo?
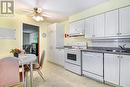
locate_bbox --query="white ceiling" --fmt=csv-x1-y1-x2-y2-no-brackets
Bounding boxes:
15,0,108,21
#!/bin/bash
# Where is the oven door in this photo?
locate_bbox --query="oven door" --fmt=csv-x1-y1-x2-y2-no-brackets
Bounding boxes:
65,49,81,65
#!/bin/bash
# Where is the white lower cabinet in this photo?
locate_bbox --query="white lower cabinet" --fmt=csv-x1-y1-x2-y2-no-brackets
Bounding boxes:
120,55,130,87
104,53,130,87
82,52,103,81
64,62,81,75
104,54,120,85
55,49,64,66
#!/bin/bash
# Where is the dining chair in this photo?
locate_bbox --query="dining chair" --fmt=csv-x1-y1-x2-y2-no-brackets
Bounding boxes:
25,50,45,80
0,57,24,87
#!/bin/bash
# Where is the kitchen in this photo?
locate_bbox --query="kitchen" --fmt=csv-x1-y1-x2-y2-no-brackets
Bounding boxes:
47,1,130,87
0,0,130,87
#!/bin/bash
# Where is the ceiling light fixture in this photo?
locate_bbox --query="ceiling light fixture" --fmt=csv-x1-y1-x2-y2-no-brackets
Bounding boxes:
32,15,44,22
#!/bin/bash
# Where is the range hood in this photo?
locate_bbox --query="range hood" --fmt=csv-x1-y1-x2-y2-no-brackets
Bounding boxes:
69,33,85,37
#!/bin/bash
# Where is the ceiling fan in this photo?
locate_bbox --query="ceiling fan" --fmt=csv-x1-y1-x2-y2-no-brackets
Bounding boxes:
16,0,68,22
31,7,45,21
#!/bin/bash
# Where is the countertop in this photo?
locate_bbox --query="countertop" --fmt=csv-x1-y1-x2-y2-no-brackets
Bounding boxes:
81,49,130,55
64,46,130,55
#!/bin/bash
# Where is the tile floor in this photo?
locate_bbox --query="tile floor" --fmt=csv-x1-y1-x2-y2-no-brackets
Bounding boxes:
31,62,112,87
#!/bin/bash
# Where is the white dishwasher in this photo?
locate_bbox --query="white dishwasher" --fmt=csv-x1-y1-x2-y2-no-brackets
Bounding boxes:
82,52,103,82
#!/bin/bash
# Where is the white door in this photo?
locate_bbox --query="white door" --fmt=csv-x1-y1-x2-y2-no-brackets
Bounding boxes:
119,6,130,36
120,55,130,87
82,52,103,76
94,14,105,37
85,17,95,38
104,54,120,85
105,10,119,37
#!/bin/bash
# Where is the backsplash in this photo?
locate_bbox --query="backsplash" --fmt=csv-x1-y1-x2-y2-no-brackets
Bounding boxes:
89,38,130,48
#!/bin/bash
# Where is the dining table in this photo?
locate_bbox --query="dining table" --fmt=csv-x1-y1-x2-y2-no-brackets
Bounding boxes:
18,54,36,87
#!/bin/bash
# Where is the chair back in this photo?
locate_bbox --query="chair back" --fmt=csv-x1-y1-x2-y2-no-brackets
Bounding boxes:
39,50,45,68
0,57,20,87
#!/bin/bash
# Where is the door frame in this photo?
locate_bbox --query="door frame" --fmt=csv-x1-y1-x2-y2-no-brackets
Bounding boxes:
22,23,40,63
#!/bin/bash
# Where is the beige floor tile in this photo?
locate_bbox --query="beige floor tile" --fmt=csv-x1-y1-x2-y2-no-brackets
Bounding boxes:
29,62,112,87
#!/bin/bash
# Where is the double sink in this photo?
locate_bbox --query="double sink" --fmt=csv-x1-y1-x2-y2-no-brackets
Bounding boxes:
105,49,129,53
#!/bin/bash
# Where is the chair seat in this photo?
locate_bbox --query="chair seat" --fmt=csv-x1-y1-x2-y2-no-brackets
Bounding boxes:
33,63,40,69
9,82,24,87
23,63,41,71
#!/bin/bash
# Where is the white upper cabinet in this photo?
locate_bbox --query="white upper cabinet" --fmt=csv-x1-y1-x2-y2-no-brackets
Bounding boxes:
69,20,85,36
85,17,95,38
120,55,130,87
119,6,130,36
56,24,64,48
80,6,130,39
85,14,105,38
94,14,105,37
105,10,119,37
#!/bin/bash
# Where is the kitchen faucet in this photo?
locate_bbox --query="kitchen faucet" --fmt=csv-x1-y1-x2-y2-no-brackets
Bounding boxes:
118,44,126,50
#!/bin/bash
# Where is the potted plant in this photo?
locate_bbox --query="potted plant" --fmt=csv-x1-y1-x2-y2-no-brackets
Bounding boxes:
10,48,21,57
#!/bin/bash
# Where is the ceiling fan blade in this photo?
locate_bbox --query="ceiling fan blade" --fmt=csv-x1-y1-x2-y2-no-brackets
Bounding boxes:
15,9,34,16
41,13,52,17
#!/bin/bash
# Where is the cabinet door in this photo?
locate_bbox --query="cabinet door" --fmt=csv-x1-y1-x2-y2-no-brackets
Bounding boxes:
56,24,64,48
104,54,120,85
69,22,76,34
55,49,64,66
105,10,119,37
47,25,56,62
85,17,94,38
70,20,84,35
94,14,105,37
119,6,130,36
120,55,130,87
82,52,103,76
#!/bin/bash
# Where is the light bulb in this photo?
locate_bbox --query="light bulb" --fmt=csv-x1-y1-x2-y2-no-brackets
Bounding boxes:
32,16,44,21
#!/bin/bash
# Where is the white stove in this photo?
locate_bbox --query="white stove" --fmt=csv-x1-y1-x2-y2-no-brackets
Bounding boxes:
64,42,87,75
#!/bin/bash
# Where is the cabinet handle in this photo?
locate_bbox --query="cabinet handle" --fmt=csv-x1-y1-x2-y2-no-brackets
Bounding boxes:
120,56,123,59
117,56,123,59
92,35,95,37
119,33,122,35
117,55,120,58
117,33,119,35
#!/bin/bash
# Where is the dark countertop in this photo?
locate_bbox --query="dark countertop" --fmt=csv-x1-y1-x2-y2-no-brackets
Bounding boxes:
81,47,130,55
56,47,65,49
64,46,73,49
64,46,130,55
81,49,130,55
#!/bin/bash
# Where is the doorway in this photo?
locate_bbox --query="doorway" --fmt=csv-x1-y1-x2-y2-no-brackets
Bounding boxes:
23,23,39,63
